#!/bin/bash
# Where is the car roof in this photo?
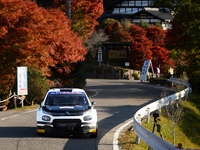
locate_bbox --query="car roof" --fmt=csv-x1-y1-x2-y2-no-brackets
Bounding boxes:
48,88,85,94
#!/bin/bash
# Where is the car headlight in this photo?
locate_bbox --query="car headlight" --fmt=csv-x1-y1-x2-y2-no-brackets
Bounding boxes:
42,115,51,121
84,115,92,121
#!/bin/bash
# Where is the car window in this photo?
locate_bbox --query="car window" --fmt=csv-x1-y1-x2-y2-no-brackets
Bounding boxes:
45,94,89,106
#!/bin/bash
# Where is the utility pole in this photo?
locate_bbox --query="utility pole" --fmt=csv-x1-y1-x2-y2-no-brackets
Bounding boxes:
66,0,71,20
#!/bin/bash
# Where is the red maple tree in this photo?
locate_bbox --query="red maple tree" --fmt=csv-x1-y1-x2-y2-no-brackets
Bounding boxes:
0,0,87,95
146,26,173,72
129,25,152,69
146,26,167,47
99,19,173,72
151,46,170,72
111,30,133,42
52,0,104,41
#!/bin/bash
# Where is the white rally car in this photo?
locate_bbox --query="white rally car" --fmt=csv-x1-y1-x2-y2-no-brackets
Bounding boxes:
36,88,98,137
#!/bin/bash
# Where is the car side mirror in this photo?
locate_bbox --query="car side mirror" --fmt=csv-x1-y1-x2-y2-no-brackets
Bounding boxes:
87,106,92,110
92,101,96,106
37,102,41,107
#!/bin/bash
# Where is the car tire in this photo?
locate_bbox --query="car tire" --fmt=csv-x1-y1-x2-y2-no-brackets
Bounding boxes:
90,131,97,138
89,125,98,138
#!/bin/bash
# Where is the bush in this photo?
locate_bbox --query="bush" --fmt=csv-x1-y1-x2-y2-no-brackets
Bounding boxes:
85,65,94,74
133,72,140,80
70,61,86,88
27,68,50,104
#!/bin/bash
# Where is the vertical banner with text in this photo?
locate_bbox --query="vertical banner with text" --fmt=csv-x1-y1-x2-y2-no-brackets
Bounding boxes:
17,66,28,95
140,60,151,82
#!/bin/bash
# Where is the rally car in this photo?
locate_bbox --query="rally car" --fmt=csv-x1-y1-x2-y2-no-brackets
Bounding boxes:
36,88,98,137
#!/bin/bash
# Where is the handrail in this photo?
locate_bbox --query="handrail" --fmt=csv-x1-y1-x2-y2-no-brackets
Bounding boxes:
133,77,191,150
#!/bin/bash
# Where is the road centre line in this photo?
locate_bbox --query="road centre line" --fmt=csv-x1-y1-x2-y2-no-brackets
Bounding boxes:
0,109,37,121
88,89,134,150
88,90,99,98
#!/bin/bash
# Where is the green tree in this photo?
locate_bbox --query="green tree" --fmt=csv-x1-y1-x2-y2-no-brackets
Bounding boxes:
27,68,50,105
153,0,200,92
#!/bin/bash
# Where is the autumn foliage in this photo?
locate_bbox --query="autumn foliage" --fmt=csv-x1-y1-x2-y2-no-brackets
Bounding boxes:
129,25,152,69
100,18,172,72
52,0,104,41
0,0,87,96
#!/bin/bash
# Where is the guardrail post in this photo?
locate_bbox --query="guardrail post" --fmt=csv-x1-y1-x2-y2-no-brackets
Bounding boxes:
158,102,162,114
186,91,189,99
135,114,141,144
178,93,181,104
189,87,192,94
168,97,172,110
146,108,150,124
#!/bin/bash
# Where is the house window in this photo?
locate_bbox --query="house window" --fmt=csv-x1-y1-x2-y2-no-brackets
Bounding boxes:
132,19,140,23
132,8,138,13
126,8,132,13
113,8,120,14
150,19,160,22
142,19,150,23
120,8,126,13
121,1,129,6
129,1,135,6
142,1,149,6
135,1,141,6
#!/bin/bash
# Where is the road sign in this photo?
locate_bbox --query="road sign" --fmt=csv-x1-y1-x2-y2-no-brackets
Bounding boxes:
17,66,28,95
140,60,151,81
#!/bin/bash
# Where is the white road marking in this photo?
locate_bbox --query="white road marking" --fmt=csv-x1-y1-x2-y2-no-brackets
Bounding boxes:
0,109,37,121
88,90,99,98
113,119,133,150
88,89,134,150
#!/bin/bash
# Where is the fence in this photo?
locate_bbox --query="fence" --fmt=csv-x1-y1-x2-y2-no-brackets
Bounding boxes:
0,94,26,109
133,77,192,150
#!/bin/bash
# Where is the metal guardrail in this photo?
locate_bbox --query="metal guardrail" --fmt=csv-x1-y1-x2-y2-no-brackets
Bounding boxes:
133,77,191,150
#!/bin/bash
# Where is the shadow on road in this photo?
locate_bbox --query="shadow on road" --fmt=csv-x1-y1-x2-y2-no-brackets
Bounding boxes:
0,127,37,138
0,79,175,150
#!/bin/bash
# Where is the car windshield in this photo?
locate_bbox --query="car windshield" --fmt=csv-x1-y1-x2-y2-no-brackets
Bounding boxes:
45,93,89,106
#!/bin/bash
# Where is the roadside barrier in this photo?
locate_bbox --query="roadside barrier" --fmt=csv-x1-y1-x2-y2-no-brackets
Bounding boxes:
133,77,192,150
0,94,27,109
0,95,16,104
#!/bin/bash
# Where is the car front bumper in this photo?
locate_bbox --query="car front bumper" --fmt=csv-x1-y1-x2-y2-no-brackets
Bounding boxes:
37,120,97,136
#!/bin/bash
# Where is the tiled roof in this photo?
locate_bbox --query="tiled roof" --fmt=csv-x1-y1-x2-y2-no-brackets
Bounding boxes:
103,0,123,10
131,8,174,21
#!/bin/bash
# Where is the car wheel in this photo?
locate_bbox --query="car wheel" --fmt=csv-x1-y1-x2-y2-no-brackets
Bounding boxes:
90,126,98,138
90,132,97,138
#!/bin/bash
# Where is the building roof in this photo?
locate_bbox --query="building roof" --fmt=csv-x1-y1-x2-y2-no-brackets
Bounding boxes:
103,0,123,10
130,7,174,22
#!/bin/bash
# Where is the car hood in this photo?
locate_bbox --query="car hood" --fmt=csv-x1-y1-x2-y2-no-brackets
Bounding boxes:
42,105,90,116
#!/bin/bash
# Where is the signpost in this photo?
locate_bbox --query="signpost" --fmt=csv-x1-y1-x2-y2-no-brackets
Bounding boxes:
98,47,103,66
125,62,130,67
17,67,28,107
140,60,154,82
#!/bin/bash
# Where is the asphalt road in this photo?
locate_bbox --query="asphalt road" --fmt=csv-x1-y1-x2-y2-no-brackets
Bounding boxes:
0,79,173,150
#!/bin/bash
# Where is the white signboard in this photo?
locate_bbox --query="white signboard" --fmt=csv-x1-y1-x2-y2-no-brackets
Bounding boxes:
140,60,151,81
170,67,174,75
125,62,130,67
17,66,28,95
98,47,102,62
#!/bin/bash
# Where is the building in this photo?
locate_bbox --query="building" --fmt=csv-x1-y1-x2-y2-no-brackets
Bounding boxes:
98,0,173,30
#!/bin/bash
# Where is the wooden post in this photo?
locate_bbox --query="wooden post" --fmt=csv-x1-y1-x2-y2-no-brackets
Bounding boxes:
66,0,71,20
14,92,17,109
